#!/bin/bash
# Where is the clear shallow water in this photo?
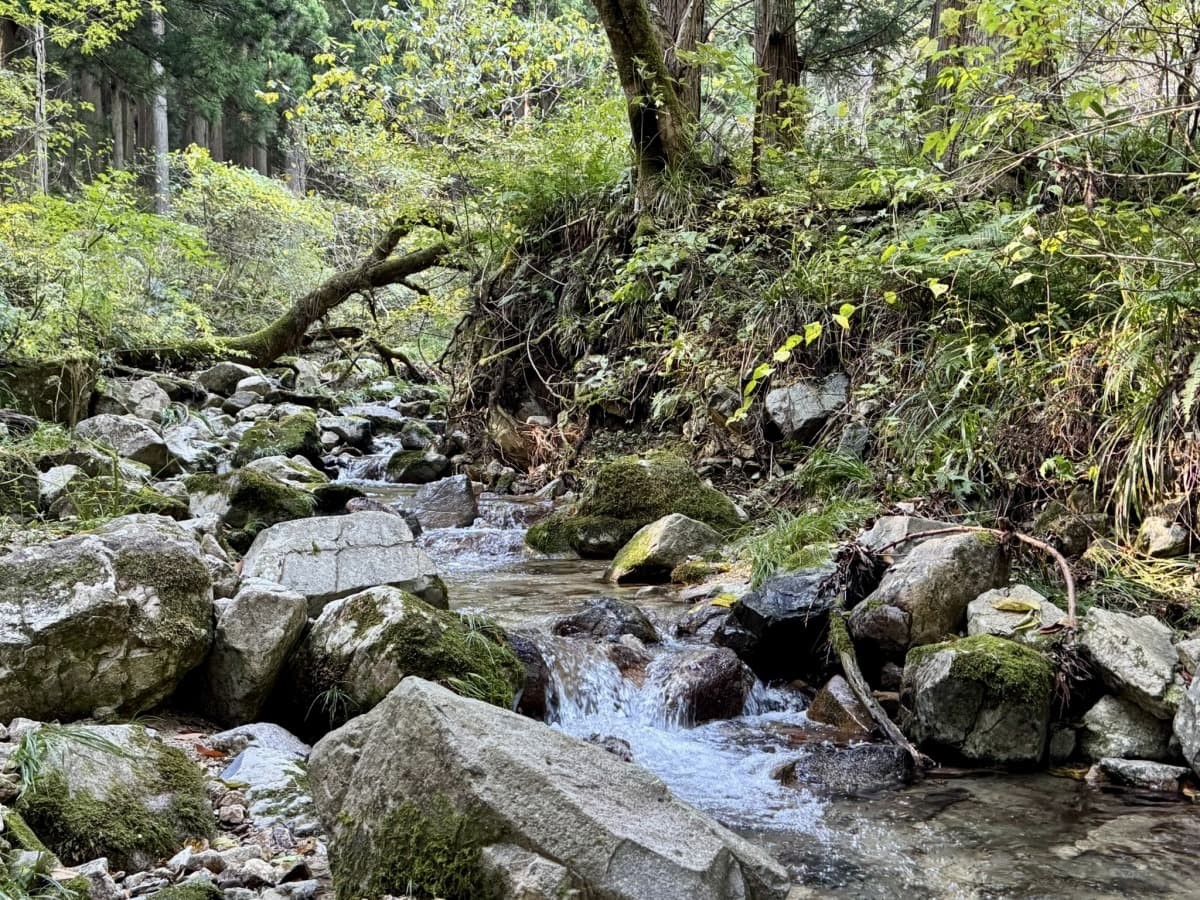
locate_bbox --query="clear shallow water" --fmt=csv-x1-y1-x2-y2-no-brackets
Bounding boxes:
365,489,1200,897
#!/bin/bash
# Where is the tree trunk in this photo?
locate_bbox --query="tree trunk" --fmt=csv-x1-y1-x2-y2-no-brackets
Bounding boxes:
114,223,452,369
590,0,694,204
32,20,48,194
653,0,704,119
150,8,170,214
0,18,20,66
751,0,801,185
111,80,126,169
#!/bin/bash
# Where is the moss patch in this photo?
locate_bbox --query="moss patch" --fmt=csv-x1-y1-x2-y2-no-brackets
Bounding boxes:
670,560,730,584
148,884,224,900
233,411,320,467
187,468,316,550
331,798,497,900
16,730,214,870
907,634,1053,705
62,476,189,521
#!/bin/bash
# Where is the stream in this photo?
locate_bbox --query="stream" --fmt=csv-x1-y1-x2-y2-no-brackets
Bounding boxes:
344,477,1200,898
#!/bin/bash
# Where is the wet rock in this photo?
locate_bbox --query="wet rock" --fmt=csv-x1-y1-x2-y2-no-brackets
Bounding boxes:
658,647,756,725
878,662,904,691
967,585,1066,646
604,513,723,584
385,448,450,484
714,565,838,681
552,596,659,643
1080,695,1172,761
1049,725,1077,763
397,418,436,451
764,372,849,442
318,416,371,450
286,586,523,735
199,362,260,397
202,579,308,725
900,634,1053,766
1080,607,1180,719
240,511,443,615
849,532,1008,660
772,742,914,796
217,746,316,834
309,678,791,900
0,515,212,721
399,473,478,529
673,600,732,642
75,413,178,474
1174,674,1200,777
808,675,872,736
15,723,212,871
1095,758,1188,792
234,411,322,468
337,403,408,430
508,632,553,720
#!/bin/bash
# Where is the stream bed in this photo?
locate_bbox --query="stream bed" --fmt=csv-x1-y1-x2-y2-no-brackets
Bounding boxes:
353,484,1200,898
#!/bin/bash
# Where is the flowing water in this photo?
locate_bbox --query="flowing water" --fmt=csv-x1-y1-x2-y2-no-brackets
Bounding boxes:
343,473,1200,897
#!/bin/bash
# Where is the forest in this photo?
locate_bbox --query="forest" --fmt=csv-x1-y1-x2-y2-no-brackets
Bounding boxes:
1,0,1200,896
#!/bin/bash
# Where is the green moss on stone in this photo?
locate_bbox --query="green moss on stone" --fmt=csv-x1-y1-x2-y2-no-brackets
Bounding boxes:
3,809,52,855
670,560,729,584
331,798,497,900
233,411,320,467
16,732,213,870
585,452,740,531
907,634,1052,705
148,884,224,900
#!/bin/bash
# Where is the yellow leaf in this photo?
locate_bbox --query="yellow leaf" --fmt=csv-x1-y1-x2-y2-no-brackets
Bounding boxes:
991,598,1040,613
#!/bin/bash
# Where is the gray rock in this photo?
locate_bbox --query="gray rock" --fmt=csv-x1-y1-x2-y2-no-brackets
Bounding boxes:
74,857,122,900
1137,516,1190,558
218,746,317,833
75,413,177,474
772,742,914,796
207,723,311,758
1081,607,1180,718
14,723,211,871
127,377,172,422
398,418,436,451
552,596,658,643
656,647,756,725
849,532,1008,658
239,512,442,615
764,372,849,442
243,454,329,489
604,513,723,584
1177,637,1200,673
900,635,1053,765
38,464,86,509
338,404,408,430
0,515,212,721
858,515,956,557
235,375,275,397
162,417,223,472
399,473,479,530
201,580,308,725
1097,757,1188,792
287,586,523,734
674,600,734,643
385,448,449,484
478,843,581,899
967,585,1066,646
1080,695,1172,761
1033,501,1107,557
309,678,790,900
715,565,838,681
1173,677,1200,775
318,416,370,450
807,674,872,735
199,362,260,397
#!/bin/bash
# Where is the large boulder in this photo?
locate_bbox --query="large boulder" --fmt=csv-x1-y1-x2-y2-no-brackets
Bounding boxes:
966,585,1066,647
1080,695,1172,761
233,410,321,467
715,565,838,681
399,474,479,529
858,515,957,559
900,634,1053,766
657,647,756,725
198,361,259,397
764,372,849,442
239,512,443,615
385,449,450,484
848,532,1008,660
202,579,309,726
1080,607,1180,718
526,452,741,558
309,678,791,900
74,413,177,474
605,513,723,584
286,586,524,735
0,515,213,721
15,723,212,871
186,468,317,552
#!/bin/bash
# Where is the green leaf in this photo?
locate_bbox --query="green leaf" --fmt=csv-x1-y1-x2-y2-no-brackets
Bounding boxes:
804,322,823,344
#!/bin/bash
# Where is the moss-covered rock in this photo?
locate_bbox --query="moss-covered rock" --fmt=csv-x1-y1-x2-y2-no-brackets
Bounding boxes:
187,468,316,552
16,724,214,871
0,450,40,517
0,354,97,426
146,885,224,900
604,513,723,584
385,449,449,484
233,411,321,467
526,453,741,558
54,476,189,521
900,634,1053,766
286,586,524,736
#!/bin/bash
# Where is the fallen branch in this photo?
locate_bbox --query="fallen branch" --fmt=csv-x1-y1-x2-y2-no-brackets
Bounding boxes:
829,594,931,772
